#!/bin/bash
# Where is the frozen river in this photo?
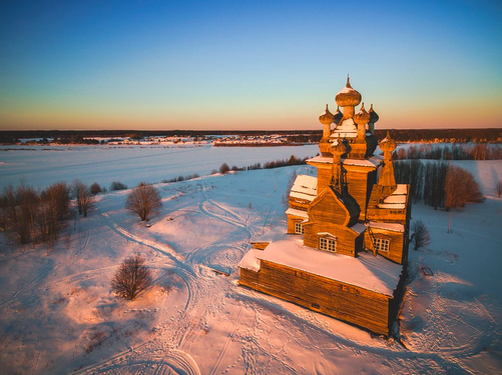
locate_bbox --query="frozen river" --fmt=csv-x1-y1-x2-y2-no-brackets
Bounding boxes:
0,144,318,189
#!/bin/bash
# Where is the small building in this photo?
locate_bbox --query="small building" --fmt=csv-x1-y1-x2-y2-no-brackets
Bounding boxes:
238,77,411,335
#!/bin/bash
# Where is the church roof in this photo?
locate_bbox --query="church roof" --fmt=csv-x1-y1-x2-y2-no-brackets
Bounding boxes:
289,174,317,201
239,237,403,296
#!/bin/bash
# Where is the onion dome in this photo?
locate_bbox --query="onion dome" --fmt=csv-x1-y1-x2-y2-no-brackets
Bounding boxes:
331,139,347,155
369,104,379,123
354,102,371,125
319,104,335,125
333,106,343,125
335,76,362,107
380,131,397,152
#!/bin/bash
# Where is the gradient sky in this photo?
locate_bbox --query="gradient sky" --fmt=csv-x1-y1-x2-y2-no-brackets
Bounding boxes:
1,0,501,131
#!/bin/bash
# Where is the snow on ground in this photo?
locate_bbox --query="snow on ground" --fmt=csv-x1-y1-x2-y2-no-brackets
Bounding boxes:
0,144,318,190
0,147,501,374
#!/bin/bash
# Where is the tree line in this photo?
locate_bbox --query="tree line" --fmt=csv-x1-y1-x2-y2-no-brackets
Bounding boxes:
394,160,483,210
393,143,502,161
0,180,97,252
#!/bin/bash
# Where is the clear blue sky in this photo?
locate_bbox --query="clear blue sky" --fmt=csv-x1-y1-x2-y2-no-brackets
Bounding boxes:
1,0,501,130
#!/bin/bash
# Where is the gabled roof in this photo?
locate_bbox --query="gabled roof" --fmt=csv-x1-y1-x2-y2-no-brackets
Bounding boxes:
285,207,309,219
377,184,409,209
289,174,317,202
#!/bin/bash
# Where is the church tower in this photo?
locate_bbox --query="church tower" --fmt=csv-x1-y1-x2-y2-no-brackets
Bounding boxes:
239,77,412,335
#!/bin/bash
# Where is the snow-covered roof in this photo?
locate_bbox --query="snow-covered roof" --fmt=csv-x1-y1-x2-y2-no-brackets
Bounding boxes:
285,207,309,219
307,155,382,168
238,249,262,271
317,232,337,238
290,174,317,202
330,118,358,138
377,184,408,209
241,237,402,296
368,221,405,233
343,158,381,168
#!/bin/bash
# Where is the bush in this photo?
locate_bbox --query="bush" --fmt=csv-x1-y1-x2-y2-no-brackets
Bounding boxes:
110,181,128,191
111,255,152,300
411,219,431,250
125,183,162,221
90,182,102,195
219,163,230,174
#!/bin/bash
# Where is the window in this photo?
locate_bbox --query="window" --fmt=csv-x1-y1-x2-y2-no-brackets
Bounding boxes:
319,237,336,252
295,222,304,234
373,238,390,252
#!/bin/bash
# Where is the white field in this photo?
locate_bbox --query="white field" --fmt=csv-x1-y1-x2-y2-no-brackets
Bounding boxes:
0,145,501,374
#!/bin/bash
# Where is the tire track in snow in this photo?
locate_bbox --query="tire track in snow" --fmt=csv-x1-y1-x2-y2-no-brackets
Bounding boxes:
101,213,186,265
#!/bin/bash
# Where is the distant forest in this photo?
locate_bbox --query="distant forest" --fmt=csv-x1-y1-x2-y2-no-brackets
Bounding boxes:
0,128,501,144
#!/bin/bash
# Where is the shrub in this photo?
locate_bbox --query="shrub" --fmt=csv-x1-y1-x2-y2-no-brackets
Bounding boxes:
411,219,431,250
110,181,128,191
90,182,102,195
111,255,152,300
219,163,230,174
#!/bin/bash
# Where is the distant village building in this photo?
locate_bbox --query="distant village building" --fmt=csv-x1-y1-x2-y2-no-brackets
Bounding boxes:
238,77,411,335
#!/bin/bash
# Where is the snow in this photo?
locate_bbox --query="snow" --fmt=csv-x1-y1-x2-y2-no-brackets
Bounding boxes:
308,155,382,168
378,203,406,209
0,146,502,374
251,225,290,243
238,249,262,271
289,174,317,202
285,207,309,219
368,221,405,233
252,237,402,296
343,157,381,167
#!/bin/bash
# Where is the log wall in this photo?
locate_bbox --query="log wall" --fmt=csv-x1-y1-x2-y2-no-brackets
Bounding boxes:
239,261,392,335
304,222,361,257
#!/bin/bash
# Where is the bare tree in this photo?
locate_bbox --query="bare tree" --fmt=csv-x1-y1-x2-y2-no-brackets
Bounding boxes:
72,179,87,215
80,188,96,218
111,255,152,300
72,180,95,218
125,183,162,221
411,219,430,250
39,182,72,252
445,165,483,210
496,180,502,198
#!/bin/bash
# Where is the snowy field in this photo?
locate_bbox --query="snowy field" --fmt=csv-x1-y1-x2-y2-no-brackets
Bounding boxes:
0,146,502,374
0,144,318,190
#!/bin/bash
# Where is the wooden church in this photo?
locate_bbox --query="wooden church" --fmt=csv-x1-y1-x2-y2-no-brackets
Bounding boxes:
238,77,411,335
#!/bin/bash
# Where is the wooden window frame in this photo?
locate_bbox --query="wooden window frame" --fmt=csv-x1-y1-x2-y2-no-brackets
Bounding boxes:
319,237,336,253
295,222,304,234
373,237,390,253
